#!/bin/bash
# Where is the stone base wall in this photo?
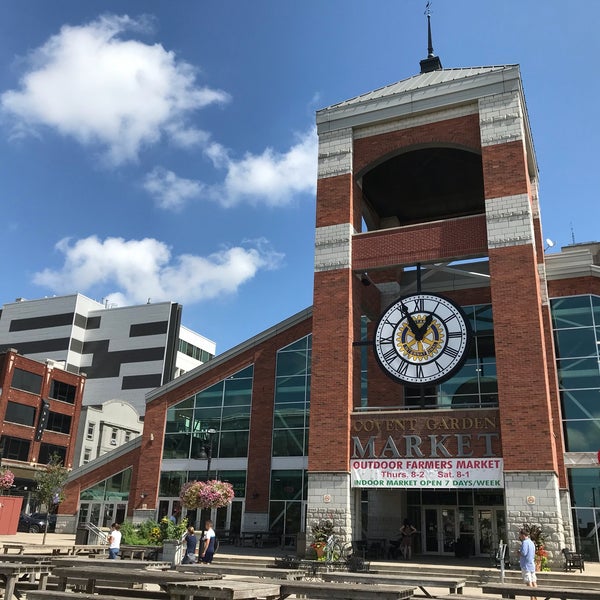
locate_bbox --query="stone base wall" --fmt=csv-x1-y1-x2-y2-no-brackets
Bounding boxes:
504,471,568,567
306,472,353,550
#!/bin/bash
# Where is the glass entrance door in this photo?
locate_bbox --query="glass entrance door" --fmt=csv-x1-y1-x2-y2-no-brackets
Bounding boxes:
423,508,456,554
476,508,506,556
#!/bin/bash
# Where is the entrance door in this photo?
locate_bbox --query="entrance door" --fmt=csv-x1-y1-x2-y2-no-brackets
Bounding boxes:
476,508,506,556
423,508,456,554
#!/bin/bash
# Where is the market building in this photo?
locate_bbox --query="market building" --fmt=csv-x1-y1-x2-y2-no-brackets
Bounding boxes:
60,50,600,563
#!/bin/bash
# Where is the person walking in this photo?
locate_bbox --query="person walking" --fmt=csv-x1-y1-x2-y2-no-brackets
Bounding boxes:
107,522,121,559
199,519,216,564
518,528,538,600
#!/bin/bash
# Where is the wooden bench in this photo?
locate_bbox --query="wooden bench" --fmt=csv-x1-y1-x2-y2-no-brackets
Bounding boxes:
176,563,302,580
482,583,600,600
167,580,281,600
562,548,585,572
26,592,166,600
2,544,25,554
278,580,415,600
321,571,466,597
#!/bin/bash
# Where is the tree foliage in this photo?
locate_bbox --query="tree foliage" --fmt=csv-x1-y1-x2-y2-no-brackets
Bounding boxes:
34,454,69,544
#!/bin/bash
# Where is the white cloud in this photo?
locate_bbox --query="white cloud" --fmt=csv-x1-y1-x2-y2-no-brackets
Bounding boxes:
146,127,318,210
32,235,283,305
1,14,230,164
208,127,317,207
143,167,204,210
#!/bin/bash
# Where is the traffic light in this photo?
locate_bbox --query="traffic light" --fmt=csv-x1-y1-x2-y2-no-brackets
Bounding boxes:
34,400,50,442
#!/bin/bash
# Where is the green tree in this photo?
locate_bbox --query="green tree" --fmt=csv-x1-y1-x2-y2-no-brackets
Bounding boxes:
34,454,68,545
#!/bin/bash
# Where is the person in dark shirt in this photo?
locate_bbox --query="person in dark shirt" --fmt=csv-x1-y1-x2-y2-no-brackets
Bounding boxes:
181,526,197,564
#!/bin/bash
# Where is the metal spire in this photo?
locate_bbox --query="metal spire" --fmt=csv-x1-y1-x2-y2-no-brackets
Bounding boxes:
420,2,443,73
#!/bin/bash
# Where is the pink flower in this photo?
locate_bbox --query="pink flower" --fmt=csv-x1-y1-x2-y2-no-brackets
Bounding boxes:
0,468,14,490
179,480,235,509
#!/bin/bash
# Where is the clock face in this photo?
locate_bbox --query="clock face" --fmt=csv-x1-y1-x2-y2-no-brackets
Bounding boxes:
373,293,471,385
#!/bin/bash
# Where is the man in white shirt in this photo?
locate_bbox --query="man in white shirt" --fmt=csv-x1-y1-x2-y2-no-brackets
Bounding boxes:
108,522,122,559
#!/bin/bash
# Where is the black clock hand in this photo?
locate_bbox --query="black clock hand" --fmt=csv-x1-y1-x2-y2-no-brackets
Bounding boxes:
417,314,433,340
400,303,421,337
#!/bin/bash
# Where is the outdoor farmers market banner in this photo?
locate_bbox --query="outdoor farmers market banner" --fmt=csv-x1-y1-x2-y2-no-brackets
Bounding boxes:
350,410,503,489
350,457,504,488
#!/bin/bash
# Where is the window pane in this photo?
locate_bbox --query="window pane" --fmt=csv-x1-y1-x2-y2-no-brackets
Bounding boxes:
275,376,308,404
1,436,30,461
270,470,304,501
195,383,224,408
472,304,494,333
220,406,250,431
47,411,72,434
5,402,36,426
218,431,248,458
38,443,67,464
564,420,600,452
11,368,42,395
551,296,593,329
163,433,191,459
558,358,600,389
276,350,308,377
223,378,252,406
555,328,597,359
49,380,76,403
561,389,600,419
165,408,194,433
274,403,307,428
272,429,305,457
568,468,600,508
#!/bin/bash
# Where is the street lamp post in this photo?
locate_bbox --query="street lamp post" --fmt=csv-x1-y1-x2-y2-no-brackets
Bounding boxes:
201,428,217,481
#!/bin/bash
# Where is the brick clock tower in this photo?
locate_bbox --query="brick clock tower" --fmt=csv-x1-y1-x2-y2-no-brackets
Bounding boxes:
308,50,570,556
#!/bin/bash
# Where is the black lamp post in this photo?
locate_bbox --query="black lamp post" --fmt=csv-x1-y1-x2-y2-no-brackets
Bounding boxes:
197,428,217,480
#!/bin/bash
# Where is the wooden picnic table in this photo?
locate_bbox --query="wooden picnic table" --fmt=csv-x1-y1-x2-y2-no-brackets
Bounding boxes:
2,543,67,555
176,563,303,580
0,554,53,564
167,580,281,600
52,565,222,594
0,562,52,600
321,571,466,597
482,583,600,600
278,579,416,600
120,545,161,560
51,556,170,569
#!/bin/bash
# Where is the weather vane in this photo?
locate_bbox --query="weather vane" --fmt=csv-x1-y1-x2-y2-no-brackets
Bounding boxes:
425,1,432,17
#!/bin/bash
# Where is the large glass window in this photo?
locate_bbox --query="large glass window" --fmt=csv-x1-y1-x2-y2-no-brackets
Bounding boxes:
38,443,67,465
272,336,311,457
404,304,497,409
49,380,77,404
0,435,30,461
47,411,72,435
5,402,36,427
80,468,132,501
551,295,600,452
11,368,42,395
163,366,253,459
269,470,306,536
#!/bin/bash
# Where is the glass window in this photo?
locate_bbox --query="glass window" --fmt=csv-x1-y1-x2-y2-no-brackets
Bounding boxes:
5,402,36,427
275,376,309,403
86,422,95,440
557,358,600,389
159,471,186,497
83,448,91,464
38,443,67,465
11,368,42,395
272,429,306,457
555,328,597,359
47,411,72,434
49,380,76,403
561,389,600,420
552,296,594,329
563,420,600,452
270,470,305,501
568,468,600,508
0,436,30,461
164,366,253,460
218,431,249,458
105,469,132,501
274,403,307,429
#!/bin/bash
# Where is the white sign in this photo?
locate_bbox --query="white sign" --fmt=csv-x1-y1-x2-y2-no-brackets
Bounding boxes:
350,457,503,489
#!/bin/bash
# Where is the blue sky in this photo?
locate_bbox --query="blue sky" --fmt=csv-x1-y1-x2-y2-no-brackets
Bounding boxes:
1,1,598,354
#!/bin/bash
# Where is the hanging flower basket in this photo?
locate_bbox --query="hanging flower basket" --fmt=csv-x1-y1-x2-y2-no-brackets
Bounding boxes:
0,468,15,493
179,480,234,509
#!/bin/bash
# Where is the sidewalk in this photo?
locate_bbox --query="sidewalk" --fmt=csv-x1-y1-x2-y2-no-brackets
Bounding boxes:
1,531,598,576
